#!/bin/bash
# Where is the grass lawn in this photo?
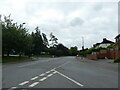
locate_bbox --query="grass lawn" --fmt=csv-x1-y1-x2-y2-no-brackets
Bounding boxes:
2,56,32,63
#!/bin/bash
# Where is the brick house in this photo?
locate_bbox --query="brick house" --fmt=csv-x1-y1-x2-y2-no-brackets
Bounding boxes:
115,34,120,58
93,38,114,49
87,38,115,60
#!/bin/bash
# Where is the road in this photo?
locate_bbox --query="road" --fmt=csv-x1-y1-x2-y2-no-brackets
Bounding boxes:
2,56,118,89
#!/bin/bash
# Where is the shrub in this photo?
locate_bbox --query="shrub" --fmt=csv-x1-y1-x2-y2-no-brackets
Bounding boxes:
114,57,120,63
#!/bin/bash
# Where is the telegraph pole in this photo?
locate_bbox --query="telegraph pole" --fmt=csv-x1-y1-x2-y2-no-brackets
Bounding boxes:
82,36,84,50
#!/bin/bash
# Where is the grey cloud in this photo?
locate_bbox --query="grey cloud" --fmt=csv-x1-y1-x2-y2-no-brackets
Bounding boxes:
70,17,84,27
0,1,118,50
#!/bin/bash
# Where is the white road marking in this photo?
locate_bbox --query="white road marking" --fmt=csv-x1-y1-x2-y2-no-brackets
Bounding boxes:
52,71,57,74
30,76,39,80
46,71,50,73
51,69,55,71
50,62,69,72
54,70,84,87
47,74,53,77
19,81,29,86
11,87,18,89
39,77,47,81
56,61,70,69
39,73,45,76
29,82,39,87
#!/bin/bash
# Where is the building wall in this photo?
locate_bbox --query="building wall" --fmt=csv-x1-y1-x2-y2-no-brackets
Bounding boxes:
99,43,111,48
87,49,116,60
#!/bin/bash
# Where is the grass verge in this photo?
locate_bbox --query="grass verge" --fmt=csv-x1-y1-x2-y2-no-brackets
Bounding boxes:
2,56,32,64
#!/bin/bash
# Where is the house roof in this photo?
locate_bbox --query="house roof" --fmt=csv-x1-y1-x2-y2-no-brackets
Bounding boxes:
93,38,114,47
101,38,114,44
115,34,120,39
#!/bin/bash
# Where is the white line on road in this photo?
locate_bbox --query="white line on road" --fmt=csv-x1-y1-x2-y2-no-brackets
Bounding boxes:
46,71,50,74
51,69,55,71
50,62,70,72
52,71,57,74
39,73,45,76
19,81,29,86
56,61,70,69
47,74,53,77
39,77,47,81
29,82,39,87
10,87,18,89
54,70,84,87
30,76,39,80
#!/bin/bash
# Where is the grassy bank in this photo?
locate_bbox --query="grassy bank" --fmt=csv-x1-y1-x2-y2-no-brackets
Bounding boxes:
2,56,32,63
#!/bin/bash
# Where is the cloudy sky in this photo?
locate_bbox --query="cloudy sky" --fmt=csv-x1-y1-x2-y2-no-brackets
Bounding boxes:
0,0,119,49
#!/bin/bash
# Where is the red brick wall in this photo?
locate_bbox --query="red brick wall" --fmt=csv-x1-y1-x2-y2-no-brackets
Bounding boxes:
86,54,97,60
86,49,120,60
106,49,115,59
115,50,120,58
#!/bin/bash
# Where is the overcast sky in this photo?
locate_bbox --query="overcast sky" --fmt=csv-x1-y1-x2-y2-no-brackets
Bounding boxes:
0,0,119,49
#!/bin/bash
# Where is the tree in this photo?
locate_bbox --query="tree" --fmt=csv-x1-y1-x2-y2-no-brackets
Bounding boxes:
31,26,45,55
2,15,32,57
42,33,49,47
49,32,58,48
70,46,78,56
56,43,69,56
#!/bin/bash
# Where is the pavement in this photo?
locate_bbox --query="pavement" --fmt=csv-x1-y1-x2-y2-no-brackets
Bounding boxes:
2,56,118,89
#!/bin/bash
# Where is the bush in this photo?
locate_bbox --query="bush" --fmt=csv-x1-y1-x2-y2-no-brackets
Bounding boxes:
114,57,120,63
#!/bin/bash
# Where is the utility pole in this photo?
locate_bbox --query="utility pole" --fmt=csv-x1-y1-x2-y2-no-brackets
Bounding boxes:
82,36,84,50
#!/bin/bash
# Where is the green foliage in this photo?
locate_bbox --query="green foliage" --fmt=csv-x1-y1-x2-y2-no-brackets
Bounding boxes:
42,33,49,47
49,43,69,56
31,26,45,55
49,32,58,47
2,15,70,58
2,15,30,56
107,44,116,49
2,56,31,63
114,57,120,63
70,46,78,56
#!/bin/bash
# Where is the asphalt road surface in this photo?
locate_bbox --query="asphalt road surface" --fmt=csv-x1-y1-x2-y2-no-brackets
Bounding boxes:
2,56,118,89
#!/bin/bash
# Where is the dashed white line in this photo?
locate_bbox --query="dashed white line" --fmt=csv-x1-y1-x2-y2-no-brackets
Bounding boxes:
47,74,53,77
11,87,18,89
30,76,39,80
29,82,39,87
52,71,57,74
39,73,45,76
46,71,50,73
54,70,84,87
51,69,55,71
39,77,47,81
19,81,29,86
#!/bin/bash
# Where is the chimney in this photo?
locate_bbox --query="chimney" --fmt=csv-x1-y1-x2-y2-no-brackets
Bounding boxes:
103,38,107,41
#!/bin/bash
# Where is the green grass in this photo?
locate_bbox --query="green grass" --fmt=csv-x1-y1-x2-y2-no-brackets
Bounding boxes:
2,56,32,63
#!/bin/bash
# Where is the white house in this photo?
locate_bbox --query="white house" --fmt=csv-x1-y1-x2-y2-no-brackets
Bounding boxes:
93,38,114,49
